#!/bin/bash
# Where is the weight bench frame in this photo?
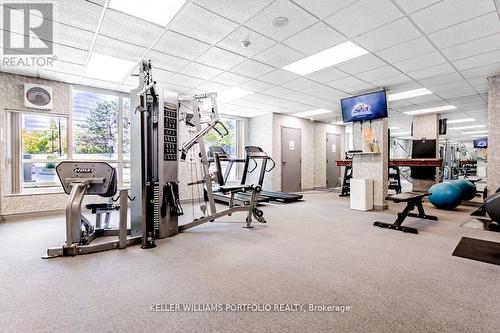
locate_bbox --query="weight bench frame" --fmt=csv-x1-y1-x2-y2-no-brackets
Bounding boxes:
373,192,438,234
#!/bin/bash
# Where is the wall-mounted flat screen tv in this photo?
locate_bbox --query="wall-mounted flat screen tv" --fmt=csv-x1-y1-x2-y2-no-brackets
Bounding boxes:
473,138,488,148
341,90,388,123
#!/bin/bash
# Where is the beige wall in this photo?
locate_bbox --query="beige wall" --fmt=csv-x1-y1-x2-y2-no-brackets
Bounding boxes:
352,119,389,210
247,113,345,192
314,122,345,188
487,76,499,192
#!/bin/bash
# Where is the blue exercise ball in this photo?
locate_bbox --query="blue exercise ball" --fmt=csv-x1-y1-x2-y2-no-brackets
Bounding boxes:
428,183,462,210
452,179,477,201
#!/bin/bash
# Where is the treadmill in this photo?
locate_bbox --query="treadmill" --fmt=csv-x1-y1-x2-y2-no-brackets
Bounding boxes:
207,146,270,206
242,146,303,203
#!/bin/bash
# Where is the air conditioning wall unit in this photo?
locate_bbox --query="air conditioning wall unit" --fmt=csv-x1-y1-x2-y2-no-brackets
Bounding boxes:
24,83,53,110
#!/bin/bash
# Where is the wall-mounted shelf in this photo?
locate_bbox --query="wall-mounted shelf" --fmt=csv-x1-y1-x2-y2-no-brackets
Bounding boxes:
350,152,381,155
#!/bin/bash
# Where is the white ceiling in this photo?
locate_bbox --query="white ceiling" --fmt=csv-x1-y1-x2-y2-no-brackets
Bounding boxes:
1,0,499,141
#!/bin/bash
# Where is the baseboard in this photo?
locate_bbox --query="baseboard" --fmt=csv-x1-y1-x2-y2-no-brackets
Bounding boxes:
374,204,389,211
1,209,65,222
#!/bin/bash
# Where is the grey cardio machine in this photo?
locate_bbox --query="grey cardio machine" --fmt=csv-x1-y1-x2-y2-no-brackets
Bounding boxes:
242,146,303,203
207,146,270,206
44,161,140,258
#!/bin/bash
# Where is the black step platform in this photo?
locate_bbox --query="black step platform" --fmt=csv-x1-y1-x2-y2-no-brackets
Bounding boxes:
373,192,438,234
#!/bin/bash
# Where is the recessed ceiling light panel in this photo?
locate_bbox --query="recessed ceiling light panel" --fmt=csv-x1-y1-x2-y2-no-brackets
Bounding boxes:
282,41,369,75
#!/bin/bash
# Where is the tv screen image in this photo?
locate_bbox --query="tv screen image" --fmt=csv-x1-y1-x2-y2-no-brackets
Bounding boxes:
473,138,488,148
341,90,388,123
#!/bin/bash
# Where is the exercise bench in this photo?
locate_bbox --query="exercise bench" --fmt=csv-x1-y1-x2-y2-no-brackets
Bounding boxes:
373,192,438,234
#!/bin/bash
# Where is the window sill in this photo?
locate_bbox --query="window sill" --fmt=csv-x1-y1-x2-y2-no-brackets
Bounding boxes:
5,189,65,197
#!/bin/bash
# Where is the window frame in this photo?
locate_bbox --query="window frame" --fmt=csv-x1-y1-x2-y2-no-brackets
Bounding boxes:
5,85,131,195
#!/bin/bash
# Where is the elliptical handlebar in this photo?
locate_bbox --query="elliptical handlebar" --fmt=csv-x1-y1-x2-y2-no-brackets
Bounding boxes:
265,157,276,172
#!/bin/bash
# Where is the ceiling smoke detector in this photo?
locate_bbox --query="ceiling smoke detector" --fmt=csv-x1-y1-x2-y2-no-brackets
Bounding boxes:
241,40,251,48
272,16,289,28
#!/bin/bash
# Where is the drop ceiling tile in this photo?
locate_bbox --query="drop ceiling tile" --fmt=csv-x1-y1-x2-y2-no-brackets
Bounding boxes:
52,0,103,31
460,62,500,79
229,59,275,78
336,54,387,75
430,79,472,93
238,79,274,92
49,60,84,76
282,22,346,55
370,74,412,88
407,63,456,80
212,72,251,86
467,77,489,93
405,94,443,104
154,31,210,61
81,77,122,91
356,65,402,82
196,81,231,93
305,67,348,83
192,0,273,23
52,23,94,51
393,52,447,72
245,0,318,41
179,62,223,80
302,84,344,101
375,37,436,64
345,83,377,95
217,27,276,57
282,92,327,107
428,12,500,50
354,18,421,52
281,77,318,90
159,82,191,94
94,35,146,62
152,68,175,82
100,9,163,48
418,72,464,86
292,0,358,19
262,86,296,97
253,43,305,67
169,3,239,44
441,33,500,61
182,87,209,95
38,69,81,84
326,76,367,90
53,44,89,64
145,50,190,72
324,0,403,38
258,69,299,84
410,0,496,33
438,86,477,99
196,47,246,70
167,73,205,88
452,50,500,71
392,0,442,14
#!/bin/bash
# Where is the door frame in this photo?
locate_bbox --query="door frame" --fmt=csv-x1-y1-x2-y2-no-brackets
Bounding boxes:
281,126,302,192
326,132,341,188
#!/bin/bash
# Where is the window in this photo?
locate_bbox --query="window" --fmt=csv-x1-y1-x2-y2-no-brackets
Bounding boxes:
204,118,244,183
72,89,130,186
21,113,68,190
5,88,130,194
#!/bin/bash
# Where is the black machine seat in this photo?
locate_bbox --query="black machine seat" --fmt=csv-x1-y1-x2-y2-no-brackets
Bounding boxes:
84,203,120,214
373,192,438,234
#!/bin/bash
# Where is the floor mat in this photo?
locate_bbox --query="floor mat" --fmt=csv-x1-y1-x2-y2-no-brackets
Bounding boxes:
452,237,500,266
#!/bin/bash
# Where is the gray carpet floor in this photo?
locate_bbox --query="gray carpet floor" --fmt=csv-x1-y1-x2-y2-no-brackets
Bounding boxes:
1,192,499,332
